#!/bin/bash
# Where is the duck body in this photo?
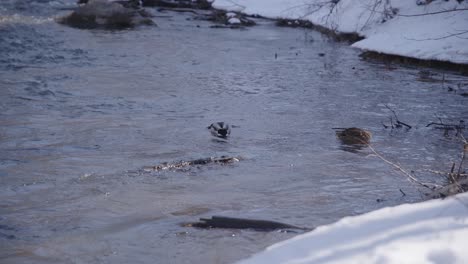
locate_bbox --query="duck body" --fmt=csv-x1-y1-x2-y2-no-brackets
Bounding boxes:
208,122,231,139
334,127,371,145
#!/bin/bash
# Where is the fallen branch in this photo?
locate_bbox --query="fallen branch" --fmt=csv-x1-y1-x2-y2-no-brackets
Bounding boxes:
429,178,468,199
367,144,440,189
457,141,467,176
405,30,468,41
426,169,468,178
426,119,465,136
397,7,468,17
383,104,412,129
143,156,241,172
185,216,312,231
399,189,406,196
427,138,467,197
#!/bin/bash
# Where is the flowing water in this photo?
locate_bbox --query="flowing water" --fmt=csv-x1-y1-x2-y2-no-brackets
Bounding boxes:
1,1,467,263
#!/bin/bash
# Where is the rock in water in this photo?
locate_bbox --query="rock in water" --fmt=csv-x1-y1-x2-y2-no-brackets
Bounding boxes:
59,0,155,29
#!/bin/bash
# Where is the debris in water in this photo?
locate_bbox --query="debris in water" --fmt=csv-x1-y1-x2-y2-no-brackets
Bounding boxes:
143,156,241,172
184,216,312,232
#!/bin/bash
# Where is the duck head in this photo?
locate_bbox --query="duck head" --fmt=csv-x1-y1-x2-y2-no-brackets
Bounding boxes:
208,122,231,139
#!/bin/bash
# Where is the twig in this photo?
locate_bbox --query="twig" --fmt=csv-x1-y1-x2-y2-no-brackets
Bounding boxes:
396,120,412,129
223,0,246,11
457,143,467,175
367,6,468,17
399,189,406,196
406,30,468,41
426,120,465,137
426,169,468,178
397,8,468,17
429,178,468,199
449,162,456,183
367,144,440,189
384,104,412,129
427,138,468,196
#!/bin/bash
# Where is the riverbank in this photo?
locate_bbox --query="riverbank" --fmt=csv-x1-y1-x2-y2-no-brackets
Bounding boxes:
213,0,468,72
237,192,468,264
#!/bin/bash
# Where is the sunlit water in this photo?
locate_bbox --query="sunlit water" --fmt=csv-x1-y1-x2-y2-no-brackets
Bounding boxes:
1,1,467,263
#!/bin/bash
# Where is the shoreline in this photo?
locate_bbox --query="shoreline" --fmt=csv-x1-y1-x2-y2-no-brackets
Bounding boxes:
237,192,468,264
211,0,468,74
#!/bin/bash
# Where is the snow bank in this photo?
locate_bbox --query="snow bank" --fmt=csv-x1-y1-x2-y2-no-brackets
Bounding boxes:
236,192,468,264
213,0,468,64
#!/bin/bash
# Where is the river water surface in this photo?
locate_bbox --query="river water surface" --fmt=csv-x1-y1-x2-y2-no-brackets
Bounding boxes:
1,1,467,263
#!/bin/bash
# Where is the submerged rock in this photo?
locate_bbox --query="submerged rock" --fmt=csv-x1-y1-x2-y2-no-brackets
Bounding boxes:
59,0,155,29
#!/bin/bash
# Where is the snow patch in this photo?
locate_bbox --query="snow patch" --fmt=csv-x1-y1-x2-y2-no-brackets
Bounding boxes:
237,192,468,264
228,17,241,24
226,12,236,18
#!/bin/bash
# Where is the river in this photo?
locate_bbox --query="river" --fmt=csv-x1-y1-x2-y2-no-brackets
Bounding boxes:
1,1,467,263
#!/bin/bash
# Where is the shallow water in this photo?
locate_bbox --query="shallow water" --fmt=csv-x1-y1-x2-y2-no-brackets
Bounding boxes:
1,1,467,263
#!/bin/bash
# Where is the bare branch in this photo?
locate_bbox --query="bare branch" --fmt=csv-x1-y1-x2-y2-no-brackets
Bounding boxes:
367,144,440,189
397,7,468,17
458,143,468,175
383,104,412,129
429,178,468,198
405,30,468,41
426,169,468,178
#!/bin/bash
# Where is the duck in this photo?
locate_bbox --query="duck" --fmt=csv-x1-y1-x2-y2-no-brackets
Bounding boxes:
334,127,371,145
207,122,231,139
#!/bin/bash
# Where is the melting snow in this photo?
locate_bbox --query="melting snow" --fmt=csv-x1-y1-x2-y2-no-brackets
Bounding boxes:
237,193,468,264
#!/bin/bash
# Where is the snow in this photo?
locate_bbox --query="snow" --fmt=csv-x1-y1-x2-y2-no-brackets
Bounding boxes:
228,17,241,24
213,0,468,64
236,192,468,264
226,12,237,18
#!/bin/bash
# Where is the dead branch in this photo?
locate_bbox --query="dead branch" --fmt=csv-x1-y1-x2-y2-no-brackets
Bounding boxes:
397,7,468,17
367,129,466,197
185,216,312,231
426,169,468,178
426,138,468,197
383,104,412,129
367,144,440,189
429,178,468,198
366,6,468,40
360,0,396,29
458,142,468,175
222,0,246,11
287,1,341,30
426,119,465,136
405,30,468,41
399,189,406,196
